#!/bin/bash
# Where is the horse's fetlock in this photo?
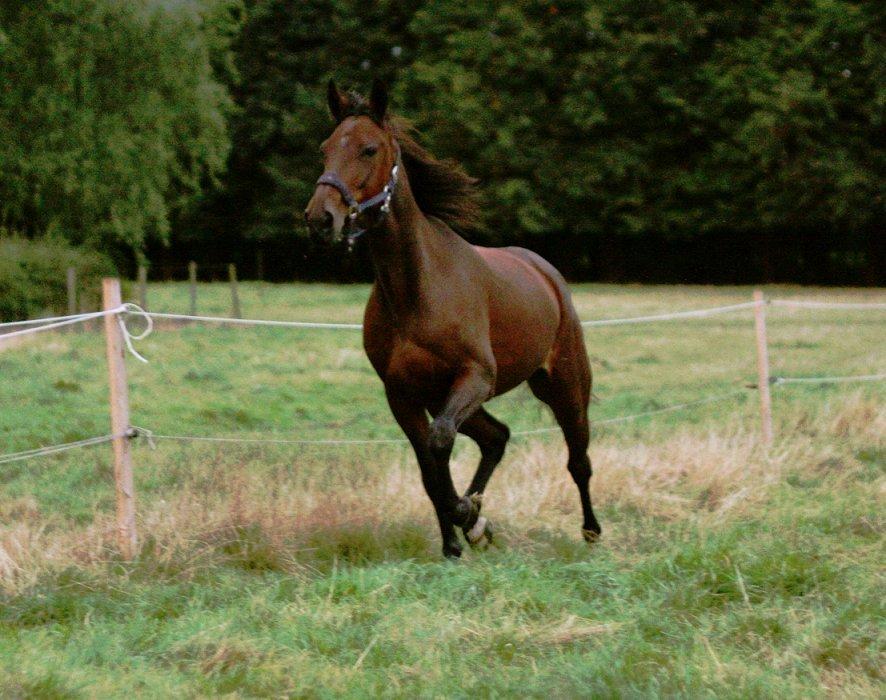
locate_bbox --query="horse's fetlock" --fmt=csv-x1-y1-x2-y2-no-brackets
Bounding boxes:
466,516,493,549
452,495,479,528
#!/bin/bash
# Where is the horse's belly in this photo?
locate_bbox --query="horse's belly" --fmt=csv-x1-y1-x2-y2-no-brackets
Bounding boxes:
490,323,556,394
487,290,560,393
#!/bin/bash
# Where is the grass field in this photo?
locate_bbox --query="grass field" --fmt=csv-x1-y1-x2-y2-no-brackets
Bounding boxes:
0,283,883,697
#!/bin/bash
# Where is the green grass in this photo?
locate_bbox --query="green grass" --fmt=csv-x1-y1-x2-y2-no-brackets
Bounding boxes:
0,283,883,697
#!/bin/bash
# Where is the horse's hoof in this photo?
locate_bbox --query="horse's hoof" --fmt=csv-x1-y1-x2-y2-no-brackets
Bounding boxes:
466,516,493,550
443,543,463,559
582,527,601,544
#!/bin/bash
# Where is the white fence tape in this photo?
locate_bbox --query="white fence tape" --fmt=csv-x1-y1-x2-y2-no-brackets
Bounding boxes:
148,302,759,330
144,310,362,330
0,311,106,328
580,301,758,327
4,297,884,343
0,308,121,340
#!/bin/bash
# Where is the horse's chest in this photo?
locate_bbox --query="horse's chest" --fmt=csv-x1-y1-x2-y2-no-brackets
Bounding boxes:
381,339,457,397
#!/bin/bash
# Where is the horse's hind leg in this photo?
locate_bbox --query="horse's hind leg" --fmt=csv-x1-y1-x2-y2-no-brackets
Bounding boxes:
460,407,510,497
528,355,602,542
457,407,510,547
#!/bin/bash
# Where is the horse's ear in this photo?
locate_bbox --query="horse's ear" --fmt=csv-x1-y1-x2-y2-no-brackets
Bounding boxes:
327,80,348,123
369,78,388,123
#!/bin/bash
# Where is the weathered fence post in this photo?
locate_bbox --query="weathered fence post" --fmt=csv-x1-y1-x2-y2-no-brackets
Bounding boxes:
753,290,774,447
137,266,148,310
102,278,138,559
66,268,80,333
188,261,198,317
229,263,242,319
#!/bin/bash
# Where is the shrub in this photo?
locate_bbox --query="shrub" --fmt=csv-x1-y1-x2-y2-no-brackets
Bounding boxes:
0,237,117,321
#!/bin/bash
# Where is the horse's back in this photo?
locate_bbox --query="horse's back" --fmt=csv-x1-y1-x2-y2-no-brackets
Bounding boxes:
476,245,578,326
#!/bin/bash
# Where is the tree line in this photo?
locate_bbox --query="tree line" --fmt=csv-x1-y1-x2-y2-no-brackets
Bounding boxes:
1,0,882,284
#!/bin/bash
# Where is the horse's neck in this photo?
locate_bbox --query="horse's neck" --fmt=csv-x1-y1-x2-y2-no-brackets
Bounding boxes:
367,171,440,321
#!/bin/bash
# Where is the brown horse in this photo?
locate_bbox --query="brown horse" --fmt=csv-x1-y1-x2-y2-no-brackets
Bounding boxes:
305,80,600,558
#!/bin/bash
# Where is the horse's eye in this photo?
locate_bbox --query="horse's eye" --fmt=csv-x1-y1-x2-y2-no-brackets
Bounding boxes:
361,145,378,158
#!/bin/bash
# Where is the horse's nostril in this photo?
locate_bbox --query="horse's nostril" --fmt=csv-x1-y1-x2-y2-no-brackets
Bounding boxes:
304,208,334,233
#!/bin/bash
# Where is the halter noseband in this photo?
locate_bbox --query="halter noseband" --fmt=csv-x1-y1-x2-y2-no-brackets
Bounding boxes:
315,144,400,244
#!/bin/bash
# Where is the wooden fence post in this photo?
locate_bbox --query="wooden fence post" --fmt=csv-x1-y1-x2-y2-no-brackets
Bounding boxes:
753,290,774,447
102,278,138,559
66,268,80,333
188,261,198,316
229,263,242,319
137,266,148,310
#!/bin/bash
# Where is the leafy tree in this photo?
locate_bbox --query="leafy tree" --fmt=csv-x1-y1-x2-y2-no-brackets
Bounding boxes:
0,0,233,261
3,0,879,282
396,0,883,281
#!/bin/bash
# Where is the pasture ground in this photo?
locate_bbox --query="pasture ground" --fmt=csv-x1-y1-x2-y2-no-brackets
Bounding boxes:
0,283,883,698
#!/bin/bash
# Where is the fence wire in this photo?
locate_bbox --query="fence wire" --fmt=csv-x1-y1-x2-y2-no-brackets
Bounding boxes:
773,373,886,385
0,434,120,465
1,294,883,466
771,299,886,310
0,388,752,465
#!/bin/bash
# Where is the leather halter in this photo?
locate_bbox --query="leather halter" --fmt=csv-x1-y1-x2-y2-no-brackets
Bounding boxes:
315,144,401,244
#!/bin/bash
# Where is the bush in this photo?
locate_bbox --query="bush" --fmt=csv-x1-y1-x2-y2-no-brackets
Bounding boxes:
0,237,117,321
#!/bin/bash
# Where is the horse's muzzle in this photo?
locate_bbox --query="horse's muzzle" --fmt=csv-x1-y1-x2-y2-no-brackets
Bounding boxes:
304,187,347,239
304,208,333,235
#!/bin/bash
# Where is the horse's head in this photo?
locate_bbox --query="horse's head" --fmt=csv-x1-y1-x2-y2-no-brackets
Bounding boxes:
304,79,400,241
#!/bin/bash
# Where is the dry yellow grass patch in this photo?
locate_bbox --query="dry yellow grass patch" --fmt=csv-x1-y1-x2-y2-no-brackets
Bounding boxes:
1,391,881,594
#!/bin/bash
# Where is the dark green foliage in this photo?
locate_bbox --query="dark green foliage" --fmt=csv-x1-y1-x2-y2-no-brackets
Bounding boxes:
0,0,881,282
0,0,234,259
0,237,116,320
185,0,882,283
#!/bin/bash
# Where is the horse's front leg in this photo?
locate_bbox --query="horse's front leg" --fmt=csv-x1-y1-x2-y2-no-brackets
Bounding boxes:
385,390,463,558
427,362,496,538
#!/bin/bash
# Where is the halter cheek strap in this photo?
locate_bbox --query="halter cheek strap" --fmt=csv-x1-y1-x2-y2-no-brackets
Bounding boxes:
315,144,401,244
